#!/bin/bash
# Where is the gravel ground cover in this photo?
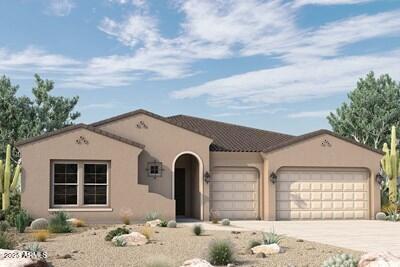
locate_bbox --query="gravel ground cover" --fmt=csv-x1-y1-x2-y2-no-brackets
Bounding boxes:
17,224,362,267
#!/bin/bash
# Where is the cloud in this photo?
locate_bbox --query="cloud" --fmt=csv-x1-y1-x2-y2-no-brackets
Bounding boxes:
45,0,75,16
171,50,400,106
293,0,373,8
288,110,333,118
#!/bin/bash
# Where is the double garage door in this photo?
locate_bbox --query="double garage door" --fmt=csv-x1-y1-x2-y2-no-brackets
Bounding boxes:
277,168,370,220
210,168,259,220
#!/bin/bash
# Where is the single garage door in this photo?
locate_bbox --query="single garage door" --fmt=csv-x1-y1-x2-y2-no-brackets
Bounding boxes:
210,168,259,219
277,168,369,220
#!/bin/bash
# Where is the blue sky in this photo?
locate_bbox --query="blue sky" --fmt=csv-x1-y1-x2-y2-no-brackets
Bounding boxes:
1,0,400,135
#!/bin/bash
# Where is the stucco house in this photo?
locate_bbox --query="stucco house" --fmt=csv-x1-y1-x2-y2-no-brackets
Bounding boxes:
16,109,382,223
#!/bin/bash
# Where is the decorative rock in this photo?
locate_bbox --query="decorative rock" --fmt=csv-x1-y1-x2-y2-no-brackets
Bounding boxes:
255,252,266,258
72,250,79,253
30,218,48,230
0,249,47,267
145,219,162,227
251,244,281,255
231,231,241,234
358,251,400,267
180,258,214,267
227,264,235,267
111,232,148,246
66,218,80,226
296,239,304,242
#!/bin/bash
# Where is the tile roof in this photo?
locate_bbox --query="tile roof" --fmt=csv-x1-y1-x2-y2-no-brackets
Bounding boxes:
166,114,294,152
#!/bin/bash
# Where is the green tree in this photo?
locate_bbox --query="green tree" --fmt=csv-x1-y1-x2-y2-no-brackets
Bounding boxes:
328,71,400,149
0,74,80,158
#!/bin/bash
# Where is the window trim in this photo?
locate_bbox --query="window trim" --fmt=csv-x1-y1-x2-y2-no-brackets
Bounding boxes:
82,162,110,207
51,161,110,208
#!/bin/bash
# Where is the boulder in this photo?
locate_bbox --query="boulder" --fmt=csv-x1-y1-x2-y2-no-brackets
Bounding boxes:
358,251,400,267
111,232,148,246
145,219,162,227
251,243,281,255
180,258,213,267
30,218,48,230
0,249,47,267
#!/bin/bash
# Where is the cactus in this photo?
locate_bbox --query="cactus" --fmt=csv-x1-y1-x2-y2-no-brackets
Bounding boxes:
322,254,358,267
15,212,28,233
0,145,22,210
381,126,399,204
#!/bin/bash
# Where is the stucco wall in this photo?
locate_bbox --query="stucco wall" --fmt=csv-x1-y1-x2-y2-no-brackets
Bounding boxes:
18,128,175,223
262,133,382,220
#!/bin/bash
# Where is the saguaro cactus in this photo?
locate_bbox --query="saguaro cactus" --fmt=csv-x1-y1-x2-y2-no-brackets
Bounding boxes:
381,126,399,203
0,144,21,210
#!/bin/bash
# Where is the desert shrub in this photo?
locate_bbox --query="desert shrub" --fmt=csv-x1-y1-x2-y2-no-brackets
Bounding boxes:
140,226,153,240
122,216,130,225
210,209,218,224
16,212,29,233
207,239,235,265
0,221,10,232
48,212,72,233
32,230,50,242
376,212,387,220
31,218,49,230
0,232,15,249
119,208,133,225
167,220,176,228
113,236,127,247
158,219,168,227
387,211,400,222
192,224,203,236
248,240,262,251
145,211,160,221
262,229,284,245
382,203,399,214
221,218,230,226
322,253,358,267
105,227,130,241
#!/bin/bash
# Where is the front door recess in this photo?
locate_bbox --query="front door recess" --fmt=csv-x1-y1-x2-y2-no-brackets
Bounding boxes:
175,168,186,216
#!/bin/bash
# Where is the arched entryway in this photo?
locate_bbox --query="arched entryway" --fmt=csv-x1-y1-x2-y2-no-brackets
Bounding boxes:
172,152,202,220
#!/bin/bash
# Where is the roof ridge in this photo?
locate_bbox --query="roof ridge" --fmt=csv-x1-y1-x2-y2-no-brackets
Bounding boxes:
167,114,294,138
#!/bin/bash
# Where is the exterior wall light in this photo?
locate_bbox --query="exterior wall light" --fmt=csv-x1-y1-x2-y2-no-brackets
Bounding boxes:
375,172,386,188
270,172,278,184
204,171,211,184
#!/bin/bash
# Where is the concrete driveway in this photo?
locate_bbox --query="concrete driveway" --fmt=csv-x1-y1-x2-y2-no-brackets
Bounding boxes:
181,220,400,253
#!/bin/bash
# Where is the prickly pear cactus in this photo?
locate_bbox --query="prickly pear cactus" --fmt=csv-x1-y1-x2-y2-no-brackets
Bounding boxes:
322,254,358,267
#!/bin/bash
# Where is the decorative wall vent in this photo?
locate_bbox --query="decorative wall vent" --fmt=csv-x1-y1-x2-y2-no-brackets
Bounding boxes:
76,136,89,145
136,121,148,129
146,160,163,178
321,139,331,147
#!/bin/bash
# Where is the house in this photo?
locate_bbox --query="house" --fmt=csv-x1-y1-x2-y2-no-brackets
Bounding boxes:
16,109,382,223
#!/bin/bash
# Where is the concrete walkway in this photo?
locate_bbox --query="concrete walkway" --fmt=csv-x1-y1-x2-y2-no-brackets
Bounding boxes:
180,220,400,253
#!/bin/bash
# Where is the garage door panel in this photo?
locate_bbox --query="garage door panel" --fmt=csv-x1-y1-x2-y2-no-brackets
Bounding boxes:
211,168,258,220
277,168,369,220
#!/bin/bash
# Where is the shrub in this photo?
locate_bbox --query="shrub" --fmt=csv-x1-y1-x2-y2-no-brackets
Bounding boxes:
140,226,153,240
119,208,133,225
105,227,130,241
121,216,130,225
248,240,262,251
207,239,235,265
32,230,50,242
16,212,29,233
210,209,218,224
158,220,168,227
48,212,72,233
376,212,387,220
167,220,176,228
0,221,10,232
113,236,127,247
145,211,160,221
262,229,284,245
221,218,230,226
192,224,203,236
0,232,15,249
31,218,49,230
322,254,358,267
5,206,32,227
387,211,400,222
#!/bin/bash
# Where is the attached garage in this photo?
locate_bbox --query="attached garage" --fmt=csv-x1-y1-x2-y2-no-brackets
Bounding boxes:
210,168,259,219
276,168,370,220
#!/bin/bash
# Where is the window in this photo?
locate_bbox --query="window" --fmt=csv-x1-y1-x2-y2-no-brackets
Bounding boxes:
84,164,108,205
53,163,78,205
52,161,109,207
147,161,163,177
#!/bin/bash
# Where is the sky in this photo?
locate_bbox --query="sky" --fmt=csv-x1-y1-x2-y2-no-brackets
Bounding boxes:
1,0,400,135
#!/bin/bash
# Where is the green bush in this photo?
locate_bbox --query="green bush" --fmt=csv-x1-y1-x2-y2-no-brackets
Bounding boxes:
322,254,358,267
158,219,168,227
262,229,284,245
0,221,10,232
48,212,72,233
207,239,235,265
105,227,130,241
145,211,160,221
192,224,203,236
221,218,230,226
167,220,176,228
16,212,29,233
0,232,15,249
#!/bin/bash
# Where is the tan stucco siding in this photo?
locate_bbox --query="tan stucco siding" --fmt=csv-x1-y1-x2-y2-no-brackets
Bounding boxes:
262,134,382,220
18,128,174,223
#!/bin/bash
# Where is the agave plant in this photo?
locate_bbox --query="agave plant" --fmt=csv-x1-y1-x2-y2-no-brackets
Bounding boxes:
262,228,284,245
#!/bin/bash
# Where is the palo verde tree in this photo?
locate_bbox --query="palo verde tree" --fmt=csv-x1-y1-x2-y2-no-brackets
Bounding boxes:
328,71,400,149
